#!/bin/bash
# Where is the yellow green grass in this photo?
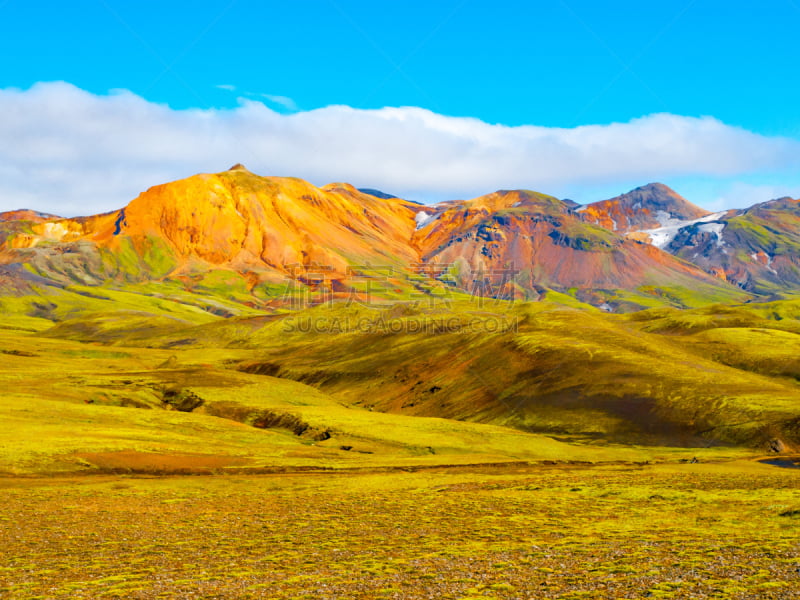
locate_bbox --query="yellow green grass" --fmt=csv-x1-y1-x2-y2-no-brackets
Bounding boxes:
1,462,798,599
0,325,755,477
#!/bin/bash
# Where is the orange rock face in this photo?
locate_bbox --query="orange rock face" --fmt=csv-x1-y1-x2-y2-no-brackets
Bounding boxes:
0,168,740,304
580,183,709,233
93,166,421,274
413,189,722,291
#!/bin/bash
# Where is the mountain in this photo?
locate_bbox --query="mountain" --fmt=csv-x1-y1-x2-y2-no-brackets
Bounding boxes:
412,188,741,307
579,183,709,233
112,164,422,272
0,165,424,289
580,184,800,293
0,210,62,248
0,209,61,222
659,197,800,292
0,169,748,311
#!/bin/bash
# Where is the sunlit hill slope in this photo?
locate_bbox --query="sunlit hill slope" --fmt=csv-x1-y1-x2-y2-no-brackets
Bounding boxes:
0,167,799,476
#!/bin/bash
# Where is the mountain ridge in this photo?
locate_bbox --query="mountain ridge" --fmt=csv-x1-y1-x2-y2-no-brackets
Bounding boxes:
659,196,800,292
579,182,710,233
1,168,794,310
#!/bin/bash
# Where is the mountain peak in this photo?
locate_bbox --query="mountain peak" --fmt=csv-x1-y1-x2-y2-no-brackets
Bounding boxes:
321,182,360,195
580,183,708,233
635,182,673,192
464,189,566,213
227,163,251,172
0,209,61,223
92,168,420,273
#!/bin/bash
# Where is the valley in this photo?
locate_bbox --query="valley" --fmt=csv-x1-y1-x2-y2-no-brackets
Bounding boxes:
1,167,799,598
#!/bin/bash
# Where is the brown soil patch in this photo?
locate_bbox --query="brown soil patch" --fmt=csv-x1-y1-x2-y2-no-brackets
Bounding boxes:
74,450,252,474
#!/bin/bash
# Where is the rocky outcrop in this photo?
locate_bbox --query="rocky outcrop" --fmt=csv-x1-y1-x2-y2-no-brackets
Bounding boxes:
662,197,800,292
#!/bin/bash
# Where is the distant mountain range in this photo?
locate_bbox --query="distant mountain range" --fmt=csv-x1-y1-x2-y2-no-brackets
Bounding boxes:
1,165,798,310
580,183,800,294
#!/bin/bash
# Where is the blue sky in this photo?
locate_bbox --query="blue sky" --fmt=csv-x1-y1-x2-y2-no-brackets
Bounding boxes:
2,0,800,214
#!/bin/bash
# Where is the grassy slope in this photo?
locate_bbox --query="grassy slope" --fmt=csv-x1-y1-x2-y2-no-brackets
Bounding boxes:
18,290,800,452
1,273,799,475
121,298,800,447
7,326,720,476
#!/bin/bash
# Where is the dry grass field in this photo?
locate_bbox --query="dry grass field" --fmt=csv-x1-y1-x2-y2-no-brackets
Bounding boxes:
1,461,799,599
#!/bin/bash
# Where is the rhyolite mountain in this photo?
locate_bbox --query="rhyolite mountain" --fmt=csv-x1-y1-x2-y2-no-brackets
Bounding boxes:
577,184,800,294
654,197,800,293
112,164,423,272
0,209,61,222
5,165,800,310
579,183,710,233
0,166,744,310
0,165,423,288
411,189,733,306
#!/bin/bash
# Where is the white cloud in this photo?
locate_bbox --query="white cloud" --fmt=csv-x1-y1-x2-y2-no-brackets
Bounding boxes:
259,94,299,112
1,81,799,216
216,84,236,91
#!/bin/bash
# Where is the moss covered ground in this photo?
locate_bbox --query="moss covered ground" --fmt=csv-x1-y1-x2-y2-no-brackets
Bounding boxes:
1,280,799,598
1,462,798,599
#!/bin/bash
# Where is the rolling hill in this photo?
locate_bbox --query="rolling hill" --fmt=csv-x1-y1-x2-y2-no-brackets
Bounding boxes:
0,167,799,469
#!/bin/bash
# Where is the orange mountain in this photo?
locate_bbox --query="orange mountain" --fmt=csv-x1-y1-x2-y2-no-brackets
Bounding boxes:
0,167,742,308
413,189,729,296
98,164,422,273
0,209,61,222
580,183,709,233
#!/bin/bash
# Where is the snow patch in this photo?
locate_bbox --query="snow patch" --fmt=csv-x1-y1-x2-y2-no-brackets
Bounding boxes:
644,228,675,249
767,254,777,275
697,222,725,247
752,252,778,274
415,211,436,229
699,212,728,222
635,211,728,250
654,210,684,228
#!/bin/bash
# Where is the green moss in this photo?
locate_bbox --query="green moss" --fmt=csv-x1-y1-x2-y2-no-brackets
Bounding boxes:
140,235,178,277
727,214,800,255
